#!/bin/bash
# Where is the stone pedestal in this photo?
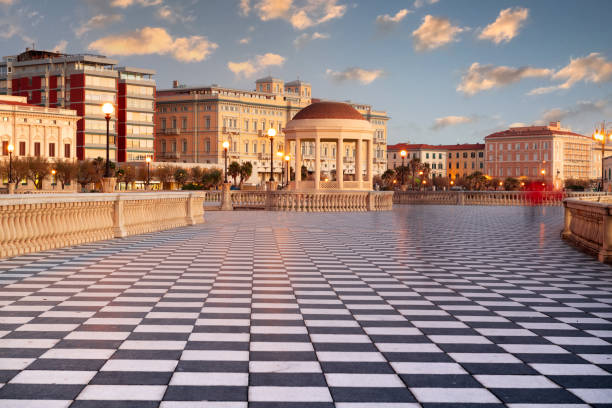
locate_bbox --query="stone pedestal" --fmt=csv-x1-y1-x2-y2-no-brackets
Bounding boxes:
267,181,278,191
221,182,233,211
400,184,408,192
7,182,16,195
101,177,117,193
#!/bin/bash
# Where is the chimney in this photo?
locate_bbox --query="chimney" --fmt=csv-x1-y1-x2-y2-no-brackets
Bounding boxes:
549,121,560,129
172,80,179,88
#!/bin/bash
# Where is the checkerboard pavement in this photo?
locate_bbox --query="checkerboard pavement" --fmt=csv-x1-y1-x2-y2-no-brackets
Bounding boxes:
0,205,610,408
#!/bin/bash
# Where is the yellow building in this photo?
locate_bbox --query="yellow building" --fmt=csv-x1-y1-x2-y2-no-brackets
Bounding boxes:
444,143,485,180
155,77,388,184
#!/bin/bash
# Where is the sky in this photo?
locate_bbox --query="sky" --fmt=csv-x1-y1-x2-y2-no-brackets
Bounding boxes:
1,0,611,145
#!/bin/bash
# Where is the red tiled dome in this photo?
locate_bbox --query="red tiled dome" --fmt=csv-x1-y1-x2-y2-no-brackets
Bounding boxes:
293,102,365,121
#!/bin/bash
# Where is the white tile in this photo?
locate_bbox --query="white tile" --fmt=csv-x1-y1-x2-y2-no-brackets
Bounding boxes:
310,334,370,343
181,350,249,361
362,327,421,335
475,375,559,388
578,354,612,365
316,352,385,362
16,324,79,332
249,386,333,402
249,361,321,373
545,336,610,346
500,344,569,354
376,343,442,353
531,364,610,376
0,358,34,370
101,359,177,372
410,388,500,403
569,388,612,404
325,373,404,387
77,385,167,401
120,341,186,350
449,353,521,363
250,326,308,334
0,400,72,408
250,342,313,352
160,402,247,408
40,349,115,359
10,370,96,384
189,333,249,342
335,404,420,408
170,372,248,386
475,328,536,337
428,335,491,344
391,362,467,375
0,339,58,349
135,325,193,333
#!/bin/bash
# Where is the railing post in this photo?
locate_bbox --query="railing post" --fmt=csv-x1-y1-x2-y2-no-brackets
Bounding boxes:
113,194,127,238
221,182,233,211
599,206,612,263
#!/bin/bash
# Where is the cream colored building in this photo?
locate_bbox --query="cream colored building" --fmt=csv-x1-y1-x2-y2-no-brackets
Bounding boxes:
155,77,388,184
1,95,78,188
387,143,447,178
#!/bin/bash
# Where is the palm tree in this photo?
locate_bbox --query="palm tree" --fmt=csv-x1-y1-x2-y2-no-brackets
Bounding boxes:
239,162,253,187
409,157,421,188
174,168,188,187
228,161,241,186
382,169,396,189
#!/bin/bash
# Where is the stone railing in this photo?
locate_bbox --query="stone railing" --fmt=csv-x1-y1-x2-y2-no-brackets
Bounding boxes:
267,191,393,212
0,192,205,259
205,190,222,203
231,191,267,209
394,191,612,206
562,196,612,263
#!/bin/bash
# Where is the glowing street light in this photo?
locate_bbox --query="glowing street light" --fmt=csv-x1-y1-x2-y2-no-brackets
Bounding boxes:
101,102,114,178
267,128,277,182
7,143,14,185
284,154,290,187
400,150,407,185
222,141,230,183
145,156,152,187
51,169,56,189
593,121,611,191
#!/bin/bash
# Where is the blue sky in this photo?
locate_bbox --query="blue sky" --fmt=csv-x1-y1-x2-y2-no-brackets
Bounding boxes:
1,0,611,144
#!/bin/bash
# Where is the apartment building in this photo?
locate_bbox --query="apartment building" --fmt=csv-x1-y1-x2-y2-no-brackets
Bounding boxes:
0,48,155,162
444,143,485,180
387,143,447,178
155,77,389,183
484,122,600,189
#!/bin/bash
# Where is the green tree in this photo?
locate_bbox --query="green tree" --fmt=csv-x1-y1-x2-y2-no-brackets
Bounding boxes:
190,166,203,184
25,156,50,190
381,169,396,188
409,157,421,188
155,165,174,189
77,160,96,191
174,168,188,187
239,162,253,187
54,159,78,189
202,168,223,189
228,161,241,186
504,177,520,191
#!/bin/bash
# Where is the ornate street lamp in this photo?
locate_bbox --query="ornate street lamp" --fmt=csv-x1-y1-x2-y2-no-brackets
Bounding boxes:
277,151,284,187
400,150,407,185
267,128,276,182
222,141,229,183
284,154,290,187
51,169,56,189
102,102,114,178
7,143,13,184
593,122,611,191
145,156,151,188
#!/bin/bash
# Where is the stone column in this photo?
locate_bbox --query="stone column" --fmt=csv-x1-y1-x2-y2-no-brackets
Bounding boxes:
366,139,373,187
314,137,321,190
221,182,233,211
337,138,344,190
355,139,362,186
7,182,15,195
295,138,301,190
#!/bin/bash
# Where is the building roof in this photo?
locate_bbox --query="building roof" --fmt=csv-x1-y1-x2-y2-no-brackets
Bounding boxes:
293,101,365,121
485,125,586,140
387,143,448,151
255,76,283,83
285,80,311,87
440,143,485,150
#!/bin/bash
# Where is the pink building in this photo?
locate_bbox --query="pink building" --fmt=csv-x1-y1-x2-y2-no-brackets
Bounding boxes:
485,122,600,189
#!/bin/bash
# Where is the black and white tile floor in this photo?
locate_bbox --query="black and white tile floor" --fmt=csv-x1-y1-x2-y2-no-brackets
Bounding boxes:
0,205,611,408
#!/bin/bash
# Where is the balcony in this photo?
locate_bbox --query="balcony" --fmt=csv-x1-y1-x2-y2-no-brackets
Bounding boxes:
223,126,240,134
343,157,355,163
163,128,180,135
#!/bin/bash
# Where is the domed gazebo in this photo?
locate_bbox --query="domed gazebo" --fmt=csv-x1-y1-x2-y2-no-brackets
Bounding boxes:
284,101,374,191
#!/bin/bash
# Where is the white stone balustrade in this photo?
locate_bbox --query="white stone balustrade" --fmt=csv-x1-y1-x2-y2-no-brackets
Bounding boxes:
394,191,612,206
562,196,612,263
231,191,268,209
267,191,393,212
0,192,205,259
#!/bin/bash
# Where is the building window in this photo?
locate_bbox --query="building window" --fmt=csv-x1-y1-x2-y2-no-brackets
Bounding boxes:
205,117,210,129
205,139,210,152
478,152,483,158
426,153,429,159
161,140,166,153
161,118,166,129
171,118,177,129
244,142,249,153
64,144,70,158
34,142,41,157
456,162,459,169
181,139,187,153
253,142,257,153
1,141,7,156
181,117,187,130
20,141,26,156
244,120,249,131
171,141,176,152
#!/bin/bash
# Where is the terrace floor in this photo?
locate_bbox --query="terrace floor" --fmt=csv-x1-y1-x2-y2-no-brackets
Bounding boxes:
0,206,611,407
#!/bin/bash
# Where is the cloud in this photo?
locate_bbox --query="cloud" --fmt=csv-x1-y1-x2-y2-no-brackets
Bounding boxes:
293,31,329,48
239,37,251,44
110,0,162,7
375,9,411,31
253,0,347,30
412,15,464,51
541,99,610,123
75,13,123,36
509,122,527,128
0,0,16,4
457,62,552,95
239,0,250,16
414,0,439,8
529,52,612,95
156,4,195,23
479,7,528,44
326,67,384,84
52,40,67,53
227,53,285,78
88,27,218,62
432,115,475,130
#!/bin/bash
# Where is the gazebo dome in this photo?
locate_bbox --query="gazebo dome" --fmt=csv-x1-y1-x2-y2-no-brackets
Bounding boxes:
293,101,365,121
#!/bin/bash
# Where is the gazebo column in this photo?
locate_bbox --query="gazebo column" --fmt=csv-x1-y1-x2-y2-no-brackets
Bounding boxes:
366,139,373,187
314,137,321,190
337,138,344,189
355,139,362,186
295,137,301,190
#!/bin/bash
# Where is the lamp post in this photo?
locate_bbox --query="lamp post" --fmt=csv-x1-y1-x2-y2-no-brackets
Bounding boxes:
102,103,114,178
400,150,407,185
222,141,229,183
145,156,151,189
267,128,276,182
51,169,56,190
593,122,611,191
284,154,290,187
7,143,13,184
277,151,284,187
